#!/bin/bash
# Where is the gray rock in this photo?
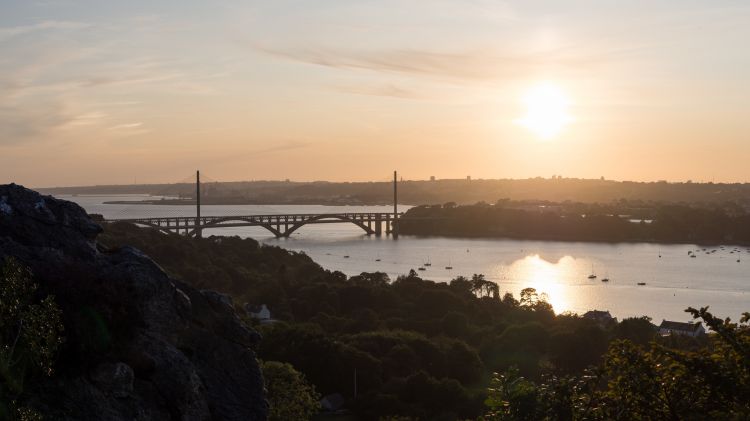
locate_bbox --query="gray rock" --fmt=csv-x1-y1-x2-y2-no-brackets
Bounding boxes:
90,362,135,398
0,184,268,420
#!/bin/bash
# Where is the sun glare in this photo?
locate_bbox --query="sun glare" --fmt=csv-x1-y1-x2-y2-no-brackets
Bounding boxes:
518,83,572,139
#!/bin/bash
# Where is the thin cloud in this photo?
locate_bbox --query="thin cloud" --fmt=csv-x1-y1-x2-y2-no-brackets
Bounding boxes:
0,103,72,145
109,122,143,130
332,83,425,100
0,20,91,41
254,45,606,82
254,140,311,155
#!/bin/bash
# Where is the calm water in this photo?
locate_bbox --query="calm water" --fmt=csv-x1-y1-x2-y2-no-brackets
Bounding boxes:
65,195,750,324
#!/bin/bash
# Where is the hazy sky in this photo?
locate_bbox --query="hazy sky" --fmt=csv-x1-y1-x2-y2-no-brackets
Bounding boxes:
1,0,750,187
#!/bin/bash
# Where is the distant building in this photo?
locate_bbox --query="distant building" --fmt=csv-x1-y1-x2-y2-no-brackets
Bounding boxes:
583,310,616,325
245,304,276,325
430,176,436,181
658,320,705,337
466,175,471,181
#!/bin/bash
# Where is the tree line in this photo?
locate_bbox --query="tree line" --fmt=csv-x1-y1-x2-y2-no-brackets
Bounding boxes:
399,201,750,244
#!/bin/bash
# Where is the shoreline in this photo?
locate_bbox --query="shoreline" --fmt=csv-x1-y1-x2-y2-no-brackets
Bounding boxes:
396,231,750,247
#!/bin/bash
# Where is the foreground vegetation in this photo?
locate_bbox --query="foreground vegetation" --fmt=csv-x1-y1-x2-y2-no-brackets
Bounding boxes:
3,219,747,419
486,306,750,419
97,222,746,420
0,258,64,420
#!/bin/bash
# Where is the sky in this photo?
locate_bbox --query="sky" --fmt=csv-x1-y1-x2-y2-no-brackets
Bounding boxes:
1,0,750,187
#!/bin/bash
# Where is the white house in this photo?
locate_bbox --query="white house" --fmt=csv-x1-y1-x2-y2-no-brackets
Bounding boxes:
245,304,275,325
658,320,705,337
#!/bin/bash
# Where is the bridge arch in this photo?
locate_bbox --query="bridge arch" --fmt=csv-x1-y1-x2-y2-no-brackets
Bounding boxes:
283,214,375,237
191,216,283,237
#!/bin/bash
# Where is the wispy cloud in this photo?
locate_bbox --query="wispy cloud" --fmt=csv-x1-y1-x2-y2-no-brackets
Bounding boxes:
109,122,143,130
0,20,91,41
332,83,425,100
61,111,107,128
254,140,311,155
0,103,72,145
254,45,605,82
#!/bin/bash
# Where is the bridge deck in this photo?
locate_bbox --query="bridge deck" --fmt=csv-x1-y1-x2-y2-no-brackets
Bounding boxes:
106,212,403,238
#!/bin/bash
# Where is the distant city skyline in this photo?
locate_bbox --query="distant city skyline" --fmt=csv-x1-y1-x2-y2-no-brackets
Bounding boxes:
2,1,750,187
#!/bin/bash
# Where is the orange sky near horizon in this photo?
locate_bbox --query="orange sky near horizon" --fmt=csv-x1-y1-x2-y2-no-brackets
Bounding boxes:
1,1,750,187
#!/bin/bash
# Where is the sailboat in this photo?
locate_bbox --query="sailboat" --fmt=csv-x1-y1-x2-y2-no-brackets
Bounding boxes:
601,271,610,282
445,258,453,270
424,257,432,266
587,264,597,279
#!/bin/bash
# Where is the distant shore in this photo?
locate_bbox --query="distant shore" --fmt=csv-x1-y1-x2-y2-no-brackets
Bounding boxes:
398,204,750,247
102,198,395,206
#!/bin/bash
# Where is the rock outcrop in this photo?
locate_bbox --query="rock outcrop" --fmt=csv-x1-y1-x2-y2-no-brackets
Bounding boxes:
0,184,267,420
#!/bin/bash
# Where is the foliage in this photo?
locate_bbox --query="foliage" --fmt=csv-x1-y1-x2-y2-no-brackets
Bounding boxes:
105,223,739,419
0,257,64,420
261,360,321,421
484,307,750,419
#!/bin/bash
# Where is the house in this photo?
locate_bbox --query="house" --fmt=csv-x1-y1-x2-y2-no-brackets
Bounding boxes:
583,310,616,325
658,320,705,337
245,304,276,325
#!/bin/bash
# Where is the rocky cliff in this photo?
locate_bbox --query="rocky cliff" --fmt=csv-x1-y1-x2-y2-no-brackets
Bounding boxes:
0,184,267,420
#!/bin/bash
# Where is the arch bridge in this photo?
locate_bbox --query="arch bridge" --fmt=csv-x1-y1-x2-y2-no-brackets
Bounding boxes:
106,212,401,238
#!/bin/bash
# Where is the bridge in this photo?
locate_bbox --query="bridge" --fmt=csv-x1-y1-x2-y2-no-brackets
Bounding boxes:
107,212,401,238
104,170,402,238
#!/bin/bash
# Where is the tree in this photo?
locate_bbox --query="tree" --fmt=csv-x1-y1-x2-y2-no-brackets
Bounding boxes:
0,258,64,420
612,316,656,345
518,288,539,308
484,307,750,419
518,288,553,314
261,361,321,421
471,274,490,297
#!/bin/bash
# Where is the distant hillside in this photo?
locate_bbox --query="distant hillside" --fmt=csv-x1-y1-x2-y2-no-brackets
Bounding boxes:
39,178,750,207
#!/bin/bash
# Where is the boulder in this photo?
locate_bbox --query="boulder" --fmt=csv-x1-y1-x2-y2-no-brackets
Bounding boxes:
0,184,268,420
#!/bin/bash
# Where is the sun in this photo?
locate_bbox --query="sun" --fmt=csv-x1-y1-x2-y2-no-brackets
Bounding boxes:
517,83,572,139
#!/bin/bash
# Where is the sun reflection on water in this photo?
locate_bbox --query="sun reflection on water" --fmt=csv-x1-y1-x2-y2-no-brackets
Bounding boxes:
506,254,577,313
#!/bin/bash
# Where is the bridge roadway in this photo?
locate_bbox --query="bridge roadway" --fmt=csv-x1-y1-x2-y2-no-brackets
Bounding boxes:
106,212,402,238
